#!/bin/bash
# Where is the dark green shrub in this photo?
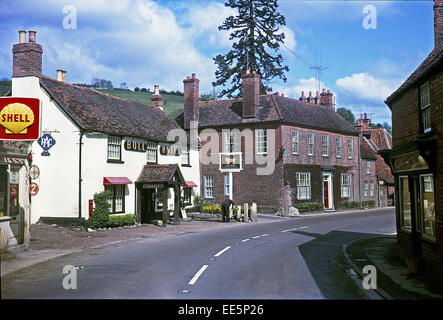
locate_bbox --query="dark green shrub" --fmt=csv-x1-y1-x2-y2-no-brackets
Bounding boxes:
87,191,111,229
193,193,204,212
108,214,136,228
294,202,323,213
362,200,376,208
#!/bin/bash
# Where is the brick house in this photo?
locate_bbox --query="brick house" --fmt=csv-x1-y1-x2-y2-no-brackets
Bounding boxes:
355,113,395,207
176,71,361,214
383,0,443,280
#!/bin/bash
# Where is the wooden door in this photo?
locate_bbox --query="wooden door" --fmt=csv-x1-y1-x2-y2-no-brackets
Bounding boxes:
324,180,329,209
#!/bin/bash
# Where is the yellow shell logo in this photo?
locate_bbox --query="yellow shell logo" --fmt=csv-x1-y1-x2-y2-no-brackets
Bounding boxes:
0,103,35,134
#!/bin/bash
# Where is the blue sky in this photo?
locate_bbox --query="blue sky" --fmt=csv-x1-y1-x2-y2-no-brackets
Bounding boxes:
0,0,435,124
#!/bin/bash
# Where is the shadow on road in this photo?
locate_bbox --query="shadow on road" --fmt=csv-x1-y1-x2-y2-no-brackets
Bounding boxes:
295,230,374,299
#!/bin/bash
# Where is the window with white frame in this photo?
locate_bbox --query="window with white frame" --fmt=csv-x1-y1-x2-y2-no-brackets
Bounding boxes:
107,136,122,160
146,141,157,163
105,184,125,213
256,129,268,154
183,188,192,204
296,172,311,200
421,175,435,239
336,136,342,158
363,181,369,197
341,174,352,198
347,138,354,159
181,145,190,166
369,181,374,196
420,82,431,133
203,175,214,199
307,132,314,156
223,131,237,153
224,174,231,196
366,161,371,175
292,129,299,154
321,134,329,157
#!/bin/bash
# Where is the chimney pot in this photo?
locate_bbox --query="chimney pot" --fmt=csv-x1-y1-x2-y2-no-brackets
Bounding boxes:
245,69,250,75
192,73,196,79
28,30,36,43
57,69,63,81
18,30,26,43
301,91,305,97
151,84,164,111
281,93,285,97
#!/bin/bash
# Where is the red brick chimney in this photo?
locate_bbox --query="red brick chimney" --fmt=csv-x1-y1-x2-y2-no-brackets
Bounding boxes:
307,91,315,104
299,91,307,102
242,69,260,118
435,0,443,47
183,73,199,128
151,84,164,111
320,89,334,110
356,113,372,130
13,30,43,78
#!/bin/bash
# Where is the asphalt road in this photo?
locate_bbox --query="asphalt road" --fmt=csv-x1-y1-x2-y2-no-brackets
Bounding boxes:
1,208,396,299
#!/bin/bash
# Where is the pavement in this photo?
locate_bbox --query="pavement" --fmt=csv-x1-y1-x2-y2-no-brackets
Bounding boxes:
343,234,443,300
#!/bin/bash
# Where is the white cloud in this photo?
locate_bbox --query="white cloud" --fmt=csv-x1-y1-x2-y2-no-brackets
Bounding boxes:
336,72,401,102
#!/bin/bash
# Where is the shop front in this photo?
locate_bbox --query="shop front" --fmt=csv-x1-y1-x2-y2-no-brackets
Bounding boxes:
0,141,31,250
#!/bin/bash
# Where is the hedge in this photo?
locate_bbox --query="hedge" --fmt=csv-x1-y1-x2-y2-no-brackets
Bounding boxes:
108,214,137,228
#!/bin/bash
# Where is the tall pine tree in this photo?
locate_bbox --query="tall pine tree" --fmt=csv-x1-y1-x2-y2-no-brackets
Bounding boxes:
213,0,289,98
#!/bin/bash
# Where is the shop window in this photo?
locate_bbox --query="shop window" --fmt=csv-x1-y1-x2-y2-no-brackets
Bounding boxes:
105,184,125,213
336,136,342,158
321,134,329,157
146,141,157,163
292,129,299,155
9,168,20,216
107,136,122,161
420,82,431,133
255,129,268,154
421,175,435,239
341,173,352,198
307,132,314,156
203,175,214,199
399,176,411,230
296,172,311,200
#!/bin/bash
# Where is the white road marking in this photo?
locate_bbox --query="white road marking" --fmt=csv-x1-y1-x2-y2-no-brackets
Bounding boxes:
252,236,261,239
241,239,250,242
214,246,231,257
281,226,309,233
260,233,269,237
188,265,208,285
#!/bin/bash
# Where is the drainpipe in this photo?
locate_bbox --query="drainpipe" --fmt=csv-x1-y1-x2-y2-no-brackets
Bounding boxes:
358,134,362,208
79,131,83,219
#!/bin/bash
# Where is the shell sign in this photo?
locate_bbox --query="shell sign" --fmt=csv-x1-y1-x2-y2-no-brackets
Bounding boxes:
0,97,40,140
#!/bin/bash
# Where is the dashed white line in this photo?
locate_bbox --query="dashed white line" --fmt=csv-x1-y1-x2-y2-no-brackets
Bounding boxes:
281,226,309,233
188,265,208,285
214,246,231,257
241,239,250,242
252,235,261,239
260,233,269,237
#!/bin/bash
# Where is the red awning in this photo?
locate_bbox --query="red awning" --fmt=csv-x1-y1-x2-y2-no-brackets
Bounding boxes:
103,177,133,185
183,181,198,188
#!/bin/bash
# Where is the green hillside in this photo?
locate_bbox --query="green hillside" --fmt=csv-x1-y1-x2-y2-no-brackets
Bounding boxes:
98,89,184,120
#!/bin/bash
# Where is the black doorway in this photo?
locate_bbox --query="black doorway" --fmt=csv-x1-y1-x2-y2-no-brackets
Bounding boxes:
140,189,155,224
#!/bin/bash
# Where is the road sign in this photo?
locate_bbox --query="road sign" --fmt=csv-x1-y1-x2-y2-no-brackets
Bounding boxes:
29,182,39,196
29,165,40,179
38,133,56,156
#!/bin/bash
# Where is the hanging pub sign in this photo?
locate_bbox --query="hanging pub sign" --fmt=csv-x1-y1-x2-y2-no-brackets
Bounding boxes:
124,139,147,152
159,144,180,156
38,133,56,156
0,97,41,140
219,153,242,172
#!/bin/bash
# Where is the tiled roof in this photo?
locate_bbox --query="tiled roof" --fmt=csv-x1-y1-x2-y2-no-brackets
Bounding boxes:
386,44,443,104
136,164,184,184
361,138,377,160
375,156,394,184
39,76,180,142
176,94,358,135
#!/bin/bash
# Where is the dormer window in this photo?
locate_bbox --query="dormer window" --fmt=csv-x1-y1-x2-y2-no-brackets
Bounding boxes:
420,82,431,133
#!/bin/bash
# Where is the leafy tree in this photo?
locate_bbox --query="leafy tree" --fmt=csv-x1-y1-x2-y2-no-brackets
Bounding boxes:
213,0,289,98
199,93,213,101
134,87,140,92
336,107,356,125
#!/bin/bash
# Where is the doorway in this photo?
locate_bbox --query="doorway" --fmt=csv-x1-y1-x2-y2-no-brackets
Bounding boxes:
323,173,333,210
140,188,155,224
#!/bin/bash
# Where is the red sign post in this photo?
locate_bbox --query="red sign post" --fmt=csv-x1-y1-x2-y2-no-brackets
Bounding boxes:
0,97,41,140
